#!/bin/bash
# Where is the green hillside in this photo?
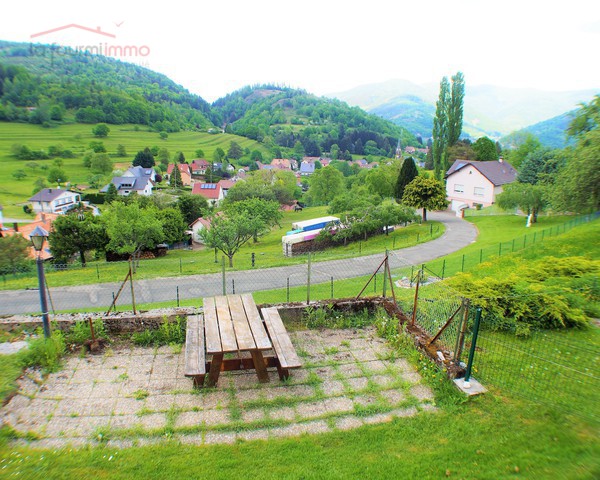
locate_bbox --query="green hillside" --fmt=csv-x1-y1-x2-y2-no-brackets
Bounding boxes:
0,122,269,217
212,85,418,157
501,111,576,149
0,40,215,131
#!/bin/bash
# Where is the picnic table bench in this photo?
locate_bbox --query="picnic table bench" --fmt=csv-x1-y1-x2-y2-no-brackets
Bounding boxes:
184,294,301,388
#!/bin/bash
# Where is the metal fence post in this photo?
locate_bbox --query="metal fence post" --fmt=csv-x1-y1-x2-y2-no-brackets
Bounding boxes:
306,253,311,305
330,276,334,299
441,259,446,280
286,277,290,302
454,298,470,363
464,307,483,384
221,257,226,295
382,250,388,298
176,286,180,307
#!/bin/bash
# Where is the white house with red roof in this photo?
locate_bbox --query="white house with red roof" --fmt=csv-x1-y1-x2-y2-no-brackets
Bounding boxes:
191,182,224,206
445,159,518,210
188,216,212,243
191,159,210,175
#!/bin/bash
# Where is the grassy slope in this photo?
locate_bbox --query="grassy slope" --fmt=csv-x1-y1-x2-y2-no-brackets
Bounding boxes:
1,221,599,478
0,122,270,217
0,206,443,290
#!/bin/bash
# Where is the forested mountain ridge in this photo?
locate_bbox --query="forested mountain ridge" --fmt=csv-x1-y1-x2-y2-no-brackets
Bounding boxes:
212,85,418,158
0,41,418,157
500,111,576,150
0,40,215,131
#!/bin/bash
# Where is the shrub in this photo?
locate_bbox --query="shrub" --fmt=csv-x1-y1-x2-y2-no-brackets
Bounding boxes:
19,330,66,374
131,316,186,346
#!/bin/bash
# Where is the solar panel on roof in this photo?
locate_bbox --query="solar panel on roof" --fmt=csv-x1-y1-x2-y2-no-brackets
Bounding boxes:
200,184,217,189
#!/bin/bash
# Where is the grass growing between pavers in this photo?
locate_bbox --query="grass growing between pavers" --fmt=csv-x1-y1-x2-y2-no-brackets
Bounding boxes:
1,325,598,479
1,218,598,478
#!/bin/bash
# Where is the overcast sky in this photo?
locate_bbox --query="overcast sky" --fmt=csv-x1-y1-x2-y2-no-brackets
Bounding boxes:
1,0,599,102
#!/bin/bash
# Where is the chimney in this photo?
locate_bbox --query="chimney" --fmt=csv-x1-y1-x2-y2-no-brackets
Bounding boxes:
41,213,46,223
13,222,18,232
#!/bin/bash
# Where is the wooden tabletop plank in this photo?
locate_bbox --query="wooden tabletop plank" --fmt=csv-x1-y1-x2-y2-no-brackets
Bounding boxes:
227,295,256,350
263,307,301,367
241,294,272,350
203,297,222,354
214,295,238,352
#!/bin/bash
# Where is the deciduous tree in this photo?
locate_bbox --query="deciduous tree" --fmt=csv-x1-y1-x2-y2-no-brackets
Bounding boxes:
102,203,165,258
199,214,264,267
402,176,448,222
92,123,110,138
496,182,548,223
49,212,108,265
0,235,30,274
473,137,499,161
225,198,283,242
176,194,209,224
306,166,344,205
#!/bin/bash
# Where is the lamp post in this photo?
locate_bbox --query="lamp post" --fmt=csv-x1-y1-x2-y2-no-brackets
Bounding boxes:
30,226,51,338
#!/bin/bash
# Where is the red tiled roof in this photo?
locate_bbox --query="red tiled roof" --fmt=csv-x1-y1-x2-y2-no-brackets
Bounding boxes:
191,182,221,199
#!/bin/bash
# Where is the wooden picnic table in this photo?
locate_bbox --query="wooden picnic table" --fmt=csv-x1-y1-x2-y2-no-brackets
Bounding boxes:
184,294,301,388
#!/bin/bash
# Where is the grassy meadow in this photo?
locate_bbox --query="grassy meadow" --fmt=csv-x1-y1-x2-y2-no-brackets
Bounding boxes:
0,122,271,218
0,218,598,478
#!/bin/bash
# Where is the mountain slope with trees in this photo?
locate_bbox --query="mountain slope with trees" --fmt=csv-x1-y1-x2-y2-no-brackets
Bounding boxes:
0,40,215,131
212,85,418,158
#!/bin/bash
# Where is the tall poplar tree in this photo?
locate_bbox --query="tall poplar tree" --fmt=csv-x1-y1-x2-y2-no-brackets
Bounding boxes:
432,77,450,180
448,72,465,147
432,72,465,179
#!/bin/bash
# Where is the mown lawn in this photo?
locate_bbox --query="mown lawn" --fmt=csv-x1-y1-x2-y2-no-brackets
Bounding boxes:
0,205,443,290
0,219,598,479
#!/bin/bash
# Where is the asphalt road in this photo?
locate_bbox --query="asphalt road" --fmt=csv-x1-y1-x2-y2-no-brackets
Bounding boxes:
0,211,477,315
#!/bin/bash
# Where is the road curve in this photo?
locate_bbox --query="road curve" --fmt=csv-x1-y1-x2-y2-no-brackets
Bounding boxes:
0,211,477,315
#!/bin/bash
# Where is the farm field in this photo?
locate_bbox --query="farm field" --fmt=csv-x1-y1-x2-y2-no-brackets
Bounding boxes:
0,122,271,218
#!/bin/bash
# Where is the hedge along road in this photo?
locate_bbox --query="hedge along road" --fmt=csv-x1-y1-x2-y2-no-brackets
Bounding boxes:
0,211,477,315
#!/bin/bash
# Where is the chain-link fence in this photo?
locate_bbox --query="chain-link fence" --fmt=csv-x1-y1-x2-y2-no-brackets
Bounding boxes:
469,319,600,423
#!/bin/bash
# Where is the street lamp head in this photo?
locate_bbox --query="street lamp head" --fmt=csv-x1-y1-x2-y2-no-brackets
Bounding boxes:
30,225,49,252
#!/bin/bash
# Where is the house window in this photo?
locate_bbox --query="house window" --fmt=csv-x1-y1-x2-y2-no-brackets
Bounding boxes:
474,187,484,196
454,184,464,193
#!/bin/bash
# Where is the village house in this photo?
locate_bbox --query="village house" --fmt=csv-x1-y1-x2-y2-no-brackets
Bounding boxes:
188,216,212,244
101,166,156,196
166,163,192,186
270,158,297,171
28,188,81,214
191,159,210,176
191,182,224,206
299,160,315,176
0,212,58,260
445,159,517,211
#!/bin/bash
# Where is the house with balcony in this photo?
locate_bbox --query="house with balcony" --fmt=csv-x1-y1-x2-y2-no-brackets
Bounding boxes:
28,188,81,214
